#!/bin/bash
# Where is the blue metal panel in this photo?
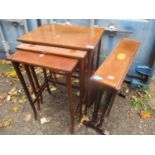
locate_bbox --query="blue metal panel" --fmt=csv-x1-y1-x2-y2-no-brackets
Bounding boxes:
54,19,67,23
0,19,155,78
40,19,49,24
0,38,4,50
27,19,38,31
0,52,6,58
0,20,25,52
70,19,90,26
95,19,155,75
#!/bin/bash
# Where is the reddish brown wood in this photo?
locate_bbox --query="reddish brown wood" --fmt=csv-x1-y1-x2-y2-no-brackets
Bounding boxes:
17,23,104,88
18,24,104,51
84,38,140,134
8,50,78,73
17,43,87,121
23,64,41,111
17,43,87,59
91,38,140,91
66,74,74,134
8,50,79,134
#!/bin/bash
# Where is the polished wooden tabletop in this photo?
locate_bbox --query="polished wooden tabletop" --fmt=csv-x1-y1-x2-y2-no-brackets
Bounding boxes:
17,43,87,59
8,50,78,73
18,24,104,51
91,38,140,90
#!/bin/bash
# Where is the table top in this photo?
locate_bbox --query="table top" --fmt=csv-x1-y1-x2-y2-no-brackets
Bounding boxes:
91,38,140,90
8,50,78,73
18,24,104,51
17,43,87,59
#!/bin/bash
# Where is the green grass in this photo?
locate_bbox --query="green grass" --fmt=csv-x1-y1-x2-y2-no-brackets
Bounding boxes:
130,87,151,112
0,64,13,73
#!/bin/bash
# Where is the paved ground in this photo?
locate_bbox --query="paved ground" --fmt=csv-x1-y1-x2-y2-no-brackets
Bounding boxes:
0,59,155,135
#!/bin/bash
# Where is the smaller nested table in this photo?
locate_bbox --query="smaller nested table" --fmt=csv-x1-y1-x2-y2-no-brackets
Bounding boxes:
8,50,80,133
16,43,87,120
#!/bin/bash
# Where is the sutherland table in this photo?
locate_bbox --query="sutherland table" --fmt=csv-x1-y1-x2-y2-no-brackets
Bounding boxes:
18,23,104,75
84,38,140,134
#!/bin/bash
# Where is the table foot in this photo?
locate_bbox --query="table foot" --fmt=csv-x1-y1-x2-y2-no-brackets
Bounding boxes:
83,120,110,135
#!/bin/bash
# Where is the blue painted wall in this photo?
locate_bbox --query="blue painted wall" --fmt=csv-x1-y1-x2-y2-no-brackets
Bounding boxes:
0,19,155,75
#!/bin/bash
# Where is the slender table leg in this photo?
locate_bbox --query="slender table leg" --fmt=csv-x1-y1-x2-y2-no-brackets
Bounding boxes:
97,92,114,127
24,64,40,111
43,68,52,95
96,39,102,69
66,74,74,134
84,91,112,135
105,92,117,117
87,50,94,76
49,70,57,87
78,58,85,121
29,66,43,104
12,62,37,120
84,50,94,115
84,79,96,115
92,89,103,122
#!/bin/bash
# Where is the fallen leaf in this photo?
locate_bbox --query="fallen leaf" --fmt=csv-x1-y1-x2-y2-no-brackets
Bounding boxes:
78,115,90,128
75,91,80,97
73,79,79,83
24,114,32,122
18,89,23,94
0,93,7,101
140,111,151,119
11,98,17,104
50,86,57,92
6,95,11,101
0,73,5,78
8,87,18,96
18,96,26,104
13,106,19,113
0,118,13,128
40,117,51,124
6,71,17,78
55,74,64,79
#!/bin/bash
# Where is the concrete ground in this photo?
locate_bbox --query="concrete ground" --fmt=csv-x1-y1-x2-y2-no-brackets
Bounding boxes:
0,59,155,135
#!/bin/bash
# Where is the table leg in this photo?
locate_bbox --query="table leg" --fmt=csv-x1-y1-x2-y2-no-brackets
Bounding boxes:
78,58,85,121
12,62,37,120
83,91,112,135
84,80,97,115
92,89,103,122
29,66,43,104
105,92,117,117
49,70,57,87
97,92,113,127
24,64,40,111
43,68,52,95
66,74,74,134
87,50,94,76
96,39,102,69
84,50,94,115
